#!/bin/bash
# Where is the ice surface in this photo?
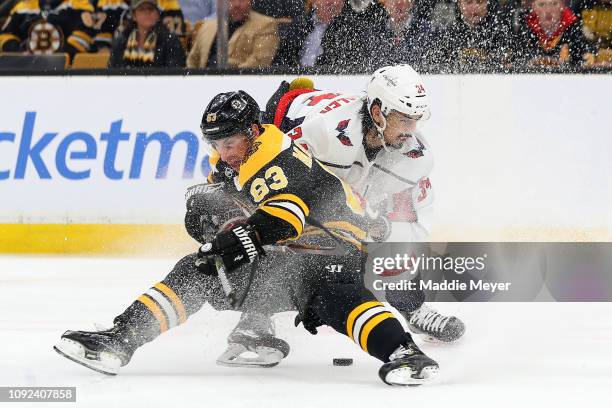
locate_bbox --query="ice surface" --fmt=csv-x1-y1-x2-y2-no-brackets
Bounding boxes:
1,256,611,408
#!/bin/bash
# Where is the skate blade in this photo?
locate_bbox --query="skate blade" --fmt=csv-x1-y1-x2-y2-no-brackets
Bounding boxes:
216,344,283,368
421,334,463,344
408,326,465,344
54,338,121,376
384,365,439,386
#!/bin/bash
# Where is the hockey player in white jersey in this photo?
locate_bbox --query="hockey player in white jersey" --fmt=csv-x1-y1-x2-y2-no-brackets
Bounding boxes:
272,66,433,240
217,65,466,368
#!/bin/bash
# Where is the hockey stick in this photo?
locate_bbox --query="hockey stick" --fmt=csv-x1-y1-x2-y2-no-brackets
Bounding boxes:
215,257,237,307
228,217,356,309
229,240,339,310
210,228,342,309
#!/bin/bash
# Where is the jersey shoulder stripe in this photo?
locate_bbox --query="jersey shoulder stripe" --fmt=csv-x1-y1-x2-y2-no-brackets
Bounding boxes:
96,0,129,9
11,0,40,14
208,149,221,168
238,125,291,188
60,0,95,12
158,0,181,11
260,205,303,238
259,194,309,239
262,193,310,216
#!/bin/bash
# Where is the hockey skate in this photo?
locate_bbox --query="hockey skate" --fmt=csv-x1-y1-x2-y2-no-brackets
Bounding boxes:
403,305,465,343
216,312,290,368
53,325,136,375
378,340,439,386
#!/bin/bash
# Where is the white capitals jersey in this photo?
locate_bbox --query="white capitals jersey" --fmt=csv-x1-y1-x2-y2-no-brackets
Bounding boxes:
281,90,434,241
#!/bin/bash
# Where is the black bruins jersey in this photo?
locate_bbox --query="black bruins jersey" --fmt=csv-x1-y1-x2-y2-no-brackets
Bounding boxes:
157,0,184,37
93,0,129,50
208,125,367,249
0,0,95,56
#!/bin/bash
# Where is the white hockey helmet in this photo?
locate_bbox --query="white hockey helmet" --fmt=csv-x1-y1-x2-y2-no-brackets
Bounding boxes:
366,64,431,121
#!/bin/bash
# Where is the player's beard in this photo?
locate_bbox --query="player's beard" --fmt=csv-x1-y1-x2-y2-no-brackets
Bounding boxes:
388,133,412,150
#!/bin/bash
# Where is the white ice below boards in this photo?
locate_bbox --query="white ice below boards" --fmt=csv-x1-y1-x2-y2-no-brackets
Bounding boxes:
1,256,611,408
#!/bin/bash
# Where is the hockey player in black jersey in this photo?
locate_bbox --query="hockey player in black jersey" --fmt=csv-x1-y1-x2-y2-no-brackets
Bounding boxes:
53,90,439,386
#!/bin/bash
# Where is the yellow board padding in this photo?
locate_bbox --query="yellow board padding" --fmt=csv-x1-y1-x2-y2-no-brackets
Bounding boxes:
2,223,608,256
0,223,197,256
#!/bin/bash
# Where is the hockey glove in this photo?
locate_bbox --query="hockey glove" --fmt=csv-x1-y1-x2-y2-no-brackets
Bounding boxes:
184,182,247,244
368,214,391,242
365,201,391,242
294,297,324,335
196,224,265,275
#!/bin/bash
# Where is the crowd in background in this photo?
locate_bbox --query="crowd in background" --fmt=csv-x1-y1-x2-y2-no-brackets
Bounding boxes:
0,0,611,71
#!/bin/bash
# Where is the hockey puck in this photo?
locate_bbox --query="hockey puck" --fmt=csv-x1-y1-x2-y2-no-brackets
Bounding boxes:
333,358,353,366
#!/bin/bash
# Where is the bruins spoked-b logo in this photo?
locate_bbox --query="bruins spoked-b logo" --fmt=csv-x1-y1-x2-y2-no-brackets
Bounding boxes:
27,19,63,54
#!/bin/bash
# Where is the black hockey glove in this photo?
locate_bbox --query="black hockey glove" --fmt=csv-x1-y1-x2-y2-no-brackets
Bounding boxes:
184,182,248,244
294,298,324,335
196,224,265,275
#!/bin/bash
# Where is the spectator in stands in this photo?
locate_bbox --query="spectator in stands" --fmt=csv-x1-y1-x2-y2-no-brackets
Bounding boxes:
385,0,416,44
440,0,511,70
187,0,279,68
94,1,184,52
252,0,305,18
499,0,531,35
382,0,444,67
579,0,612,66
512,0,595,67
179,0,216,25
410,0,457,29
273,0,391,73
109,0,186,68
0,0,96,58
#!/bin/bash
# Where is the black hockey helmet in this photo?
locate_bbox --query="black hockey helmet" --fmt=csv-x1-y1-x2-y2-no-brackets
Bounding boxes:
200,90,261,141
